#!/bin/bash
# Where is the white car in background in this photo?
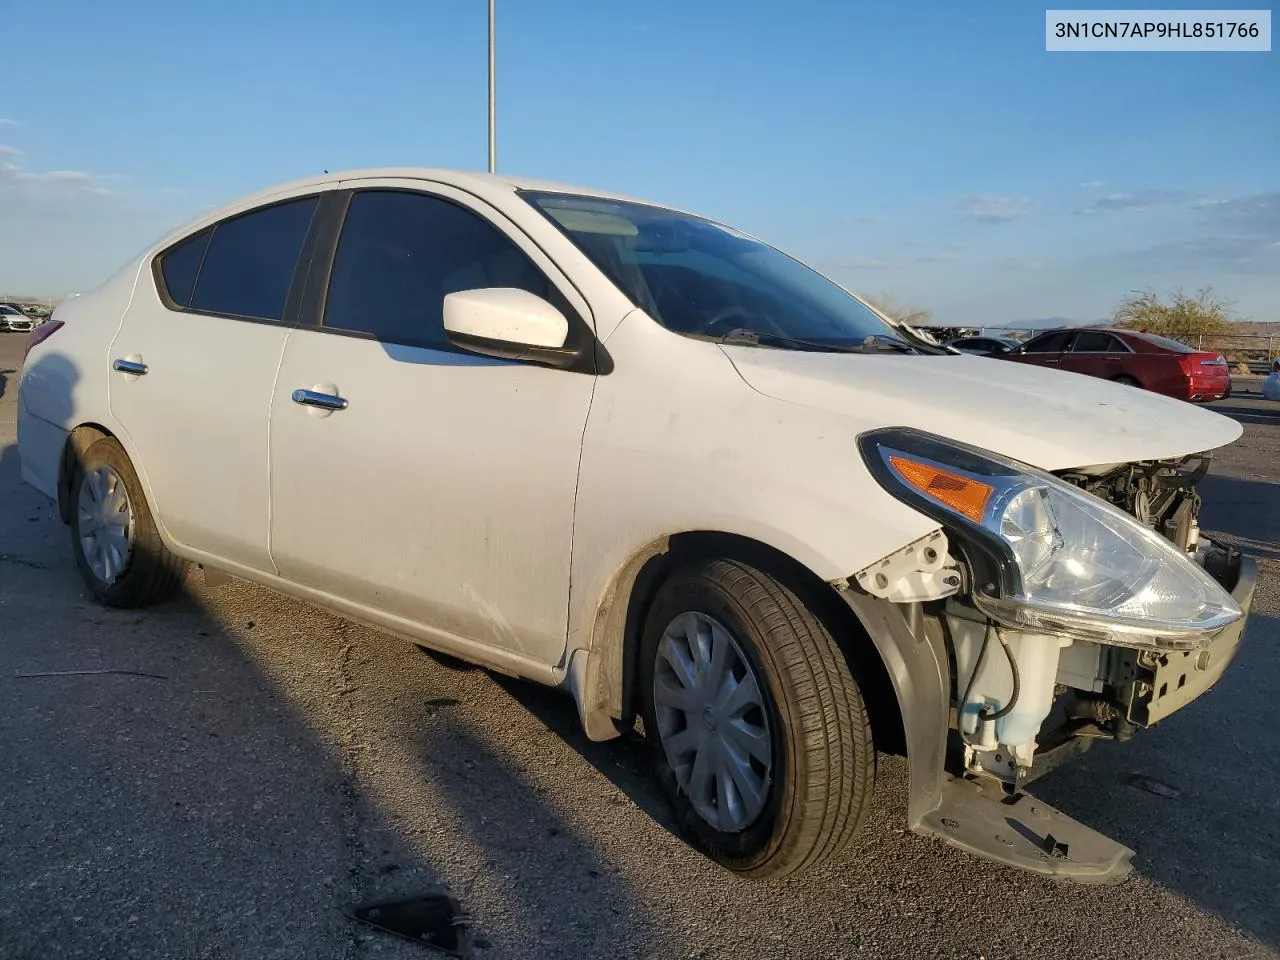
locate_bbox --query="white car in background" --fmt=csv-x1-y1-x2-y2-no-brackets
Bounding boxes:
16,168,1255,884
0,304,36,333
1263,358,1280,401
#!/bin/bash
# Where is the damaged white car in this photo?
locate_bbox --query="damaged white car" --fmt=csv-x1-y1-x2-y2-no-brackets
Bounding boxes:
17,169,1254,882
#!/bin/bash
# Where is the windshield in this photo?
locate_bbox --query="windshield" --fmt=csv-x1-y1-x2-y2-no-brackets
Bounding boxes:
523,192,905,350
0,306,22,315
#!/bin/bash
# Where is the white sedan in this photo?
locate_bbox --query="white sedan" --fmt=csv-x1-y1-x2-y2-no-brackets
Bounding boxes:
17,167,1255,883
0,304,36,333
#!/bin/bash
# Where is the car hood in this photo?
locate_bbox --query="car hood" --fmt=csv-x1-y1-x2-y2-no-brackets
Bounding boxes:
722,348,1242,471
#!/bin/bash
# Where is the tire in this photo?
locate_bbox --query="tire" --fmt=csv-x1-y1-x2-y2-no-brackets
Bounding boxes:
1109,375,1141,388
69,437,185,607
639,558,874,878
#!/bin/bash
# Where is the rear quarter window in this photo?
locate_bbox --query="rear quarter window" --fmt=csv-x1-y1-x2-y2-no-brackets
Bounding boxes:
156,229,211,307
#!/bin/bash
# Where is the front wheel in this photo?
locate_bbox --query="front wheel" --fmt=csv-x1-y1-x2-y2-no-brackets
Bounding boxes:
1109,374,1142,388
70,437,186,607
639,558,875,878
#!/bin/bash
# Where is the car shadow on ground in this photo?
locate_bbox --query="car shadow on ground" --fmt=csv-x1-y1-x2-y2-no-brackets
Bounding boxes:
0,433,653,958
486,592,1280,952
1200,473,1280,560
0,368,13,399
1204,403,1280,427
486,672,677,831
1031,611,1280,949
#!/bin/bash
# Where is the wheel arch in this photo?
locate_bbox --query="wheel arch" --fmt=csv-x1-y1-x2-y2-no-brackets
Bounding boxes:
58,422,166,544
573,530,906,757
58,422,114,523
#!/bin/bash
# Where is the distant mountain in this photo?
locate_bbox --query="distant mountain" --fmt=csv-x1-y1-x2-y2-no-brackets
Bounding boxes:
1000,317,1103,330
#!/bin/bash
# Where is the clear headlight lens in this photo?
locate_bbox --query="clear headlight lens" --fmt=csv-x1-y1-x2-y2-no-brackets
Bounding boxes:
862,431,1241,649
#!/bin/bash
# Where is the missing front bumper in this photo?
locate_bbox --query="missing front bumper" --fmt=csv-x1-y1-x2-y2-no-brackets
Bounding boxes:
1120,552,1258,727
919,775,1134,883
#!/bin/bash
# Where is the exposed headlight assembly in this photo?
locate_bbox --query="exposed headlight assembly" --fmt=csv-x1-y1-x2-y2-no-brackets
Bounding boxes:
858,428,1241,650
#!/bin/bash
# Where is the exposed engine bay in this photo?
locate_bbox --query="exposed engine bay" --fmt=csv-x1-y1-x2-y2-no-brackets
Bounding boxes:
944,454,1248,790
1059,454,1210,554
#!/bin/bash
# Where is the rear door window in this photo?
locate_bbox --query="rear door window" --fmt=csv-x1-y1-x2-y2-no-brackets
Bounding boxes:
189,197,318,321
1024,331,1074,353
1072,332,1124,353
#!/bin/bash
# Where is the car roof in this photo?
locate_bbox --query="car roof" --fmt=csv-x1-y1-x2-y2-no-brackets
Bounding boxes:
222,167,681,215
147,167,712,257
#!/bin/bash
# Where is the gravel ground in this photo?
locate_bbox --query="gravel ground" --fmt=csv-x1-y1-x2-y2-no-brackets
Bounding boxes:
1,334,1277,960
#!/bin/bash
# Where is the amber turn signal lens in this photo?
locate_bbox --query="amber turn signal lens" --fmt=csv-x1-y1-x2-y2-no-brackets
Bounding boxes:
887,455,994,523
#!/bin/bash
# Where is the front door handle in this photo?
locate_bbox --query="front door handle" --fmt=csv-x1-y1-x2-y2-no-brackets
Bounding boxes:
292,388,348,411
112,358,148,376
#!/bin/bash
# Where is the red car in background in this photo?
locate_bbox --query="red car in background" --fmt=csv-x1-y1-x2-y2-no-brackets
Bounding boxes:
1001,328,1231,402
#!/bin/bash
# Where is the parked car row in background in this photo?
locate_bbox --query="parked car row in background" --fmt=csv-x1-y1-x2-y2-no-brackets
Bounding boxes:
0,304,39,333
945,327,1231,403
943,335,1022,356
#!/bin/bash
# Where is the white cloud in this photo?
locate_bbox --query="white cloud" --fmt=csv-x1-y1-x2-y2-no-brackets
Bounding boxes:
1198,191,1280,233
1077,189,1192,214
1081,180,1106,188
959,195,1034,223
1002,256,1045,271
1114,191,1280,273
0,144,21,157
835,255,889,269
0,156,117,217
0,118,18,126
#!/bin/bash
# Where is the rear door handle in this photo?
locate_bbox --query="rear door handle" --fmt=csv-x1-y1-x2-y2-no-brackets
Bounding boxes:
112,358,148,375
292,388,348,411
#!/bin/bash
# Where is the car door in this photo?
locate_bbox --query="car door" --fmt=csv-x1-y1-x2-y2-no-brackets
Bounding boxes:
108,192,321,571
267,184,598,668
1060,330,1129,380
1006,331,1075,368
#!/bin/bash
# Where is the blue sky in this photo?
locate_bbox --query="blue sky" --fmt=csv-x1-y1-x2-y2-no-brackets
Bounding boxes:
2,0,1277,325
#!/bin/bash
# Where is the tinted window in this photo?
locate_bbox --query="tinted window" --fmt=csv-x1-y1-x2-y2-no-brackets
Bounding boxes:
159,229,210,307
1127,331,1198,353
324,190,551,349
190,197,318,321
1024,331,1073,353
1072,332,1122,352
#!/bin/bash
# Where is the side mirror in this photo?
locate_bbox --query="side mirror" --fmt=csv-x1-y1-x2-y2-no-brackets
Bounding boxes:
443,288,576,367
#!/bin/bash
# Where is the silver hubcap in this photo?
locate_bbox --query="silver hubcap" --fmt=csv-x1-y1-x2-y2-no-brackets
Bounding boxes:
77,466,134,584
653,611,773,833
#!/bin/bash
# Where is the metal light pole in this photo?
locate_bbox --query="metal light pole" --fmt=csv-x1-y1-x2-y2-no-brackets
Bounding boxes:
488,0,496,173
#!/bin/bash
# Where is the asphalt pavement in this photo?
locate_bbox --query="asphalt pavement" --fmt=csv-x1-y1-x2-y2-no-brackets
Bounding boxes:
1,332,1277,960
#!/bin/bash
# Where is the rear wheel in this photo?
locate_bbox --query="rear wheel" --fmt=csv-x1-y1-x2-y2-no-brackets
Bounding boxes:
639,558,874,878
70,438,185,607
1109,374,1141,388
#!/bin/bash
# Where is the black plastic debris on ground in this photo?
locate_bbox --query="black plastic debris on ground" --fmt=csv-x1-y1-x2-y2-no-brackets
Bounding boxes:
347,888,473,957
1127,774,1182,799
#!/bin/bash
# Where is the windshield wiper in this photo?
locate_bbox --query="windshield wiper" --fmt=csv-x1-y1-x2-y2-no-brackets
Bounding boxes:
716,328,919,354
851,334,917,354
